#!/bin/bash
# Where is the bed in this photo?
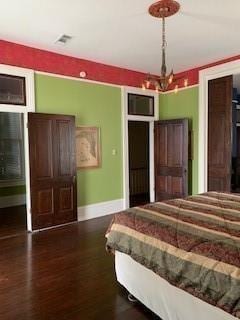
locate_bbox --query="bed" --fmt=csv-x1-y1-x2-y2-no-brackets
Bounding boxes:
106,192,240,319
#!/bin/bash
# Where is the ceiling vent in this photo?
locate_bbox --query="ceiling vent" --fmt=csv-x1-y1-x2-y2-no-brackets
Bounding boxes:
55,34,72,45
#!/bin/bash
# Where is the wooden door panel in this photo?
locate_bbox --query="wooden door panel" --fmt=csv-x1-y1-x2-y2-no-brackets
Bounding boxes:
159,125,168,166
209,80,230,111
167,125,173,166
37,189,54,215
159,167,183,176
208,178,224,192
156,176,168,193
54,117,77,225
59,186,73,212
31,187,55,229
55,184,75,225
156,176,184,200
236,128,240,181
208,113,225,166
172,177,182,194
31,187,54,229
31,118,53,181
29,115,55,229
171,124,183,166
155,119,188,201
55,119,72,176
29,113,77,230
208,76,232,191
33,213,54,230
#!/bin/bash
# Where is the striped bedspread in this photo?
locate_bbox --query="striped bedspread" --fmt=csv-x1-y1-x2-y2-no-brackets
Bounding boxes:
106,192,240,318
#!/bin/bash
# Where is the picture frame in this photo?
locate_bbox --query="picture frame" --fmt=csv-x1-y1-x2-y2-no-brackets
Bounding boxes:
76,126,101,169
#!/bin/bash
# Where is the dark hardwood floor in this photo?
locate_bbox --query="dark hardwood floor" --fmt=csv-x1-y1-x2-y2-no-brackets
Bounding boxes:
0,215,159,320
0,205,27,239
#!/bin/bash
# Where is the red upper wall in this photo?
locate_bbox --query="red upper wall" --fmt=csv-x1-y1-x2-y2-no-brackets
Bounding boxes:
0,40,147,87
171,55,240,90
0,39,239,90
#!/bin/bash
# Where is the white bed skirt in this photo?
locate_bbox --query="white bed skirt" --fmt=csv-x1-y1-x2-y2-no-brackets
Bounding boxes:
115,251,237,320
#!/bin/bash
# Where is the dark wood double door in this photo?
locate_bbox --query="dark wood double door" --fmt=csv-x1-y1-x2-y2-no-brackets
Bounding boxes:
29,113,77,230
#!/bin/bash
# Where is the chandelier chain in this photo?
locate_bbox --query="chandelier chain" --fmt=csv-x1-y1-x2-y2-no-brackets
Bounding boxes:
162,15,167,49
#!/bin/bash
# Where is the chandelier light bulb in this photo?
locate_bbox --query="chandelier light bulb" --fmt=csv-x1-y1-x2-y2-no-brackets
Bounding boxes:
142,83,146,90
146,81,150,89
184,79,188,87
168,75,173,84
174,85,178,94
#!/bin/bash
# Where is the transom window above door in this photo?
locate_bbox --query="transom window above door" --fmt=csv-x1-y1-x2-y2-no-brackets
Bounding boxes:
0,74,26,106
128,93,154,117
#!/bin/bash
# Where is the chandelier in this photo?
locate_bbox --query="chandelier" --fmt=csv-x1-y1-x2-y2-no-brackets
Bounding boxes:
142,0,188,92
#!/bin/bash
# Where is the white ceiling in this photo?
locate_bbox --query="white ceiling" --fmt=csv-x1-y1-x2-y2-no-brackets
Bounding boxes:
0,0,240,74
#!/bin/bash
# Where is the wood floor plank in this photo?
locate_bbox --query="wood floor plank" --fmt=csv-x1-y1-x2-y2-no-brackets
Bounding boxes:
0,205,27,239
0,215,159,320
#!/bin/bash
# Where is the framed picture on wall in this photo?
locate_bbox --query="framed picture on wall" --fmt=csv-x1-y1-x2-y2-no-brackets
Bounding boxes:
76,126,101,169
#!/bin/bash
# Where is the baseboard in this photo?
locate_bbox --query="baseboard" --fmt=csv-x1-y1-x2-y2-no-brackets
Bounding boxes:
78,198,124,222
0,194,26,208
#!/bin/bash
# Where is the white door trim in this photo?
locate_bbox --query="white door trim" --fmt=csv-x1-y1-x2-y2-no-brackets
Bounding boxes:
198,59,240,193
0,64,35,232
122,86,159,209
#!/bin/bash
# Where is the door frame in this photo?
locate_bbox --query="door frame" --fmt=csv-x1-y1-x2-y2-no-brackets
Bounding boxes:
122,86,159,209
0,64,35,232
198,59,240,193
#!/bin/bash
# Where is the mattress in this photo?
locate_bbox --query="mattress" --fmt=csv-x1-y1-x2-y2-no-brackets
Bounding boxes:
106,191,240,318
115,251,237,320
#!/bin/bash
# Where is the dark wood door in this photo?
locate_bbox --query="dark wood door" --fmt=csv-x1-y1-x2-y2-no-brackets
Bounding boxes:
208,76,232,192
155,119,188,201
28,113,77,230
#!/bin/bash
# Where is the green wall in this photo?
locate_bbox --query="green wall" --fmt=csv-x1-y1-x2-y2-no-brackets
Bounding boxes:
35,74,123,207
159,87,199,195
34,74,199,206
0,77,200,205
0,185,26,197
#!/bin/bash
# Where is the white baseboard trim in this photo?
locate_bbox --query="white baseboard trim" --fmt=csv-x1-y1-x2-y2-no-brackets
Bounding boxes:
0,194,26,208
78,198,124,222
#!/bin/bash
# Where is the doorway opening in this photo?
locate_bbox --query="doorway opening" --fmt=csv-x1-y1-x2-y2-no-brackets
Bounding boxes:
128,121,150,207
0,64,35,234
122,87,158,209
231,74,240,192
0,112,27,238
